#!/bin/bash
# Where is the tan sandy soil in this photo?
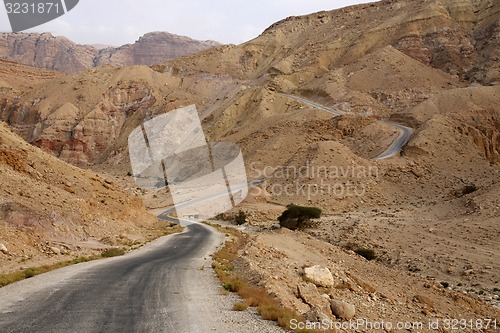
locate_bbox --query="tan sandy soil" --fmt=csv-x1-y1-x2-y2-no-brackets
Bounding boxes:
214,217,500,332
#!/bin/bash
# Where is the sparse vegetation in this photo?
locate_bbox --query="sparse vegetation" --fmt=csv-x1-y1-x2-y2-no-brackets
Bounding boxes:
0,224,183,288
101,248,126,258
354,247,377,261
209,223,323,333
452,184,478,197
233,302,248,311
0,256,93,287
278,204,322,230
234,210,247,225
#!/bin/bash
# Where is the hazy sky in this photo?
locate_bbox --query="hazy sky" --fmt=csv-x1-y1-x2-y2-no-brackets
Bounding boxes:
0,0,375,46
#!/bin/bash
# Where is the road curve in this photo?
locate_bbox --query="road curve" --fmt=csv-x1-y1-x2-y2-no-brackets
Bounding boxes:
372,121,414,160
283,94,413,160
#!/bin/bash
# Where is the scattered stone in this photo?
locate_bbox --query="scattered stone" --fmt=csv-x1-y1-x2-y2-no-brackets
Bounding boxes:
414,295,434,308
50,247,61,255
304,265,335,287
304,306,332,323
351,275,377,293
297,282,328,308
330,299,356,319
0,243,8,254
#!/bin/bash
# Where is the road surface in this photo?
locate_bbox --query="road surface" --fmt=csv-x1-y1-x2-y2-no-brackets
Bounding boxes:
0,218,283,333
372,121,414,160
284,94,413,159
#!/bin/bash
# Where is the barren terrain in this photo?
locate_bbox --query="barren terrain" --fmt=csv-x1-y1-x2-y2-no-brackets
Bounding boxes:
0,0,498,330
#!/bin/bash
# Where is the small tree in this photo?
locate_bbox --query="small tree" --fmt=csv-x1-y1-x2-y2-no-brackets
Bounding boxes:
278,204,322,230
234,210,247,225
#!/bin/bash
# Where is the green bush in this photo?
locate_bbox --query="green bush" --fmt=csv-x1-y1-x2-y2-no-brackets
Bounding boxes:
24,267,39,278
101,248,125,258
278,204,322,230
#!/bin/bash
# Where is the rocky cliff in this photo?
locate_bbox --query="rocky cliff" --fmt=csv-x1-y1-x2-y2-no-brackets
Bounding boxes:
0,32,96,72
0,32,220,72
94,32,220,67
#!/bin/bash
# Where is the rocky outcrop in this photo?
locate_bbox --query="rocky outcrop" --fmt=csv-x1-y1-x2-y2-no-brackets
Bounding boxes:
303,265,335,288
0,33,96,72
0,243,8,255
94,32,220,67
172,0,498,85
0,32,220,72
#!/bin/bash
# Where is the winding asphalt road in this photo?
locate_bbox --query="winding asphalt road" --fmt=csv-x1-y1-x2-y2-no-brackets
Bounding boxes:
284,94,413,159
0,221,225,333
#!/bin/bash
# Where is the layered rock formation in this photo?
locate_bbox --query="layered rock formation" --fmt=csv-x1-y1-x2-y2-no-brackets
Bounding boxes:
0,121,171,275
0,32,95,72
94,32,220,67
0,32,220,72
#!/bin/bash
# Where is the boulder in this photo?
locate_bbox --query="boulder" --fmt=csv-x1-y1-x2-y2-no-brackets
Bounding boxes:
330,300,356,319
50,247,61,255
0,243,8,254
304,265,335,287
304,306,332,323
297,282,329,308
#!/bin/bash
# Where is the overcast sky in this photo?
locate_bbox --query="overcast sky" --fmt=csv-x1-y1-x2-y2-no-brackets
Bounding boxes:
1,0,375,46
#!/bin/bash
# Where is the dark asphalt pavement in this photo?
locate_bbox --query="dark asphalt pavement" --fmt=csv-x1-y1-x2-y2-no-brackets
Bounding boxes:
0,223,217,333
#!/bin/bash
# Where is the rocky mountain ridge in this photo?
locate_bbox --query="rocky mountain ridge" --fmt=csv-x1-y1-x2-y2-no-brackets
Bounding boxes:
0,31,220,72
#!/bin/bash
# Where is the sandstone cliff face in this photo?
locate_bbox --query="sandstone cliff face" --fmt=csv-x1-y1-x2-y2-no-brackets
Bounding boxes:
0,32,220,72
0,64,232,169
0,33,96,72
0,121,174,275
94,32,220,67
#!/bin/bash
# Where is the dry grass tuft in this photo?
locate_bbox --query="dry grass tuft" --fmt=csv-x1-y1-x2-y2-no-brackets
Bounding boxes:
209,222,322,332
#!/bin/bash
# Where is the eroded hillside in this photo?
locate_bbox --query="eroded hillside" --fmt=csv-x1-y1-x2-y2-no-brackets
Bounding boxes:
0,121,173,275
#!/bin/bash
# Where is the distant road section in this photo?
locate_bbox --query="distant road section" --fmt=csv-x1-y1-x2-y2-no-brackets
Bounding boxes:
283,94,413,160
372,121,414,160
284,94,344,116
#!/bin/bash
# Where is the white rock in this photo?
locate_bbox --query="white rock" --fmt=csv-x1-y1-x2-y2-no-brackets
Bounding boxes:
50,247,61,255
330,300,356,319
0,243,8,254
304,265,335,287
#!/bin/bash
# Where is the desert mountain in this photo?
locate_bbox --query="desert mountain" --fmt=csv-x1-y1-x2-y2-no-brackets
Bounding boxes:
1,0,497,199
0,121,172,274
0,31,220,72
0,0,499,317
